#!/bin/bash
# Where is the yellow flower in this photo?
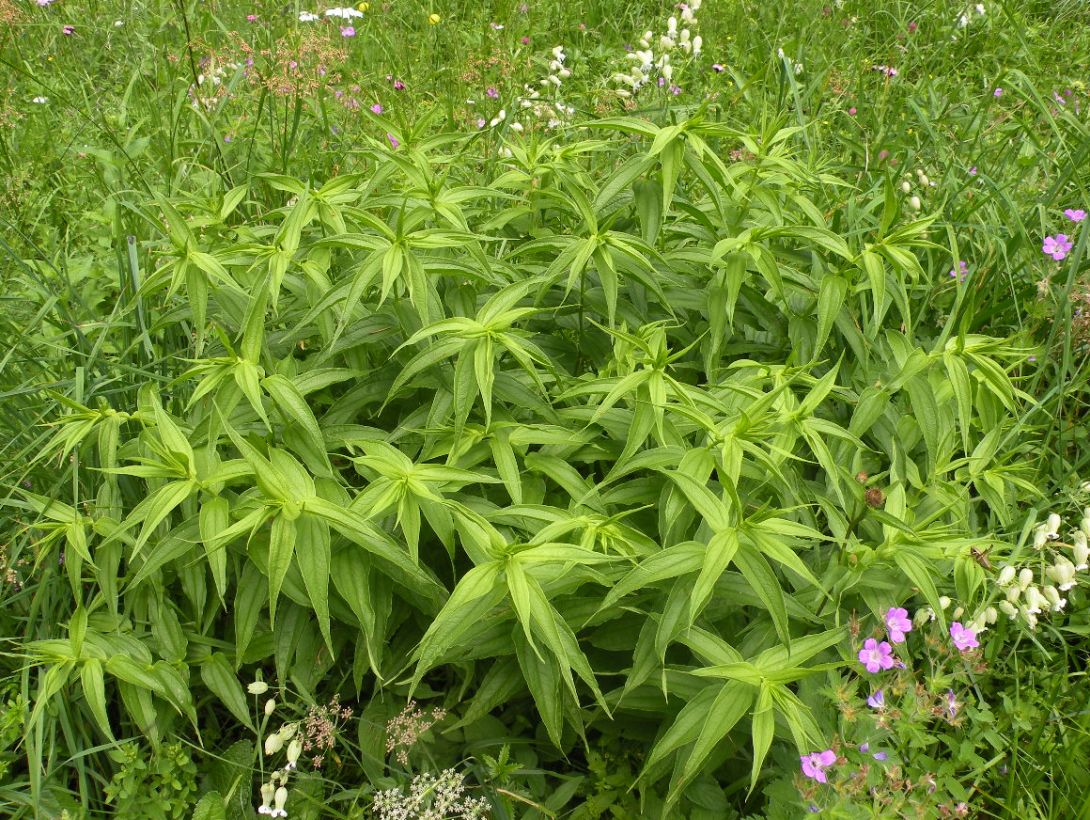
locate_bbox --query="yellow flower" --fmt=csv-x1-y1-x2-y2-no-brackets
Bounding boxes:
428,12,440,24
357,2,369,9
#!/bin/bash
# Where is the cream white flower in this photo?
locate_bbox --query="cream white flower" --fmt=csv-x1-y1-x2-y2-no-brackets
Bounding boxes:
324,7,363,18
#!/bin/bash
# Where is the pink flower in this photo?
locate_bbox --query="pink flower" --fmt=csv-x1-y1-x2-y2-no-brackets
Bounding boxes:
341,26,355,36
945,689,959,719
393,79,406,91
1043,234,1073,261
848,106,857,115
949,622,979,651
386,132,399,149
994,87,1003,97
712,63,725,73
884,607,912,643
62,24,74,34
867,689,885,709
801,749,837,783
969,166,977,175
949,260,969,282
520,36,530,45
370,103,383,114
476,118,487,128
246,14,258,22
1064,208,1086,223
908,21,918,33
858,638,894,673
486,87,499,98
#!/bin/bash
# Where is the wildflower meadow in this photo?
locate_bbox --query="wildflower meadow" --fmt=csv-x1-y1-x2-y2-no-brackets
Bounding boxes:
2,0,1090,817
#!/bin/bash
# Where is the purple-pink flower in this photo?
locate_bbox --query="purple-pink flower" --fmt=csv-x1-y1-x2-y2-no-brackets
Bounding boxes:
994,87,1003,97
392,78,406,91
1064,208,1086,223
884,607,913,642
341,25,355,37
712,63,725,73
948,260,969,283
486,87,499,98
949,622,979,652
386,132,399,149
370,103,383,114
62,24,74,34
867,689,885,709
946,689,959,719
858,638,895,673
1043,234,1073,261
800,749,837,783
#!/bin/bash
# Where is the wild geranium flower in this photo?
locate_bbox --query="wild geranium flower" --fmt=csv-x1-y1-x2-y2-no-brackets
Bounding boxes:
712,63,725,72
946,690,959,719
341,25,355,36
386,132,399,149
1042,234,1073,261
800,749,837,783
994,87,1003,97
867,689,885,709
1064,208,1087,223
949,621,979,651
949,260,969,282
858,638,895,673
62,24,74,34
884,607,912,642
486,87,499,98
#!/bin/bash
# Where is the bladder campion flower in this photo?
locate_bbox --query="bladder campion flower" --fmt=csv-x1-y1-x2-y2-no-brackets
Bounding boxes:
884,607,912,643
949,622,979,651
1042,234,1073,261
800,749,837,783
858,638,895,673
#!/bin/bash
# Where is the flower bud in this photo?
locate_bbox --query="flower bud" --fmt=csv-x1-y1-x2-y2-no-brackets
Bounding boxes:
248,681,269,695
1043,585,1065,612
1024,586,1045,614
272,786,289,818
1074,532,1089,570
901,180,911,193
264,732,285,756
938,596,951,610
913,608,932,626
909,195,922,210
1018,568,1034,589
258,781,275,815
997,565,1016,586
265,698,277,716
1033,526,1048,549
952,606,964,620
999,600,1018,619
1045,513,1062,539
984,606,998,624
285,738,303,770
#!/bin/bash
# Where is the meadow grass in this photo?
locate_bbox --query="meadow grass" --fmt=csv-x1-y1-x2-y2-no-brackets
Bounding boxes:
1,0,1090,817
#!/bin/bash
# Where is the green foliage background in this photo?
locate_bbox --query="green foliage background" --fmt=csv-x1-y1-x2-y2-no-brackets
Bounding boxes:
2,0,1089,817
